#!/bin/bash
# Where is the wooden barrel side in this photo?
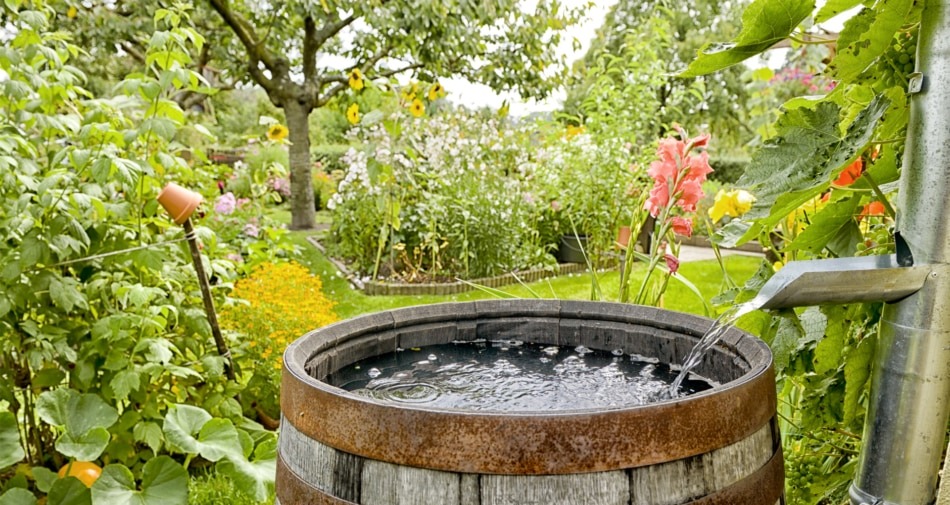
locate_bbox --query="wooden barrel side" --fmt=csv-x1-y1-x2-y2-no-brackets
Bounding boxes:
277,416,782,505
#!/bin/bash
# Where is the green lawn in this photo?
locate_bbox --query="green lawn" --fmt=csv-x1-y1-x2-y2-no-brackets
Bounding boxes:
288,231,762,320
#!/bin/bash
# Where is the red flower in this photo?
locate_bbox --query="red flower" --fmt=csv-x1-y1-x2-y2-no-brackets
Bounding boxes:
671,217,693,238
664,253,680,274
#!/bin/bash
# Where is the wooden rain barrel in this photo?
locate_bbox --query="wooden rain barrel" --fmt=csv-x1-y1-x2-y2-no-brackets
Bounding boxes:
277,300,784,505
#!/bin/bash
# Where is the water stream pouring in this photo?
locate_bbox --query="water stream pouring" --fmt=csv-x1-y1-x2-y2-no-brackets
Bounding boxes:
743,3,950,503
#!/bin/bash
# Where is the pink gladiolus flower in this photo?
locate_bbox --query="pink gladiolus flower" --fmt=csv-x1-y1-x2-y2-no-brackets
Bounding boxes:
665,253,680,274
676,179,704,213
671,217,692,238
644,131,713,217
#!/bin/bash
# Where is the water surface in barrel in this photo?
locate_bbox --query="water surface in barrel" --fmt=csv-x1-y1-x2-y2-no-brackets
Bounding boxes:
329,340,716,411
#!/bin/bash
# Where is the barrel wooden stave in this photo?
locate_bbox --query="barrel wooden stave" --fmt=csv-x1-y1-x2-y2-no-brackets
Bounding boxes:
278,417,778,505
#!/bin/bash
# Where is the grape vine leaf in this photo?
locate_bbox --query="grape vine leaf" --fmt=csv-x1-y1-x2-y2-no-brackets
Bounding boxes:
828,0,913,83
787,196,861,253
720,95,889,247
844,335,877,424
680,0,815,77
815,0,863,23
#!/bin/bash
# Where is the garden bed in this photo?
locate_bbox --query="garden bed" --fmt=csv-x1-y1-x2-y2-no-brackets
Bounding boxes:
306,235,589,296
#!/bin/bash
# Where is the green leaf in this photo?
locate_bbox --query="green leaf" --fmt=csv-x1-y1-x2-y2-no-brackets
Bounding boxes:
787,196,860,253
110,370,141,401
55,428,110,461
0,488,36,505
829,0,913,83
36,389,77,427
733,96,889,244
49,276,86,313
132,422,163,455
65,394,119,436
771,313,803,374
31,467,57,494
680,0,815,77
162,404,210,455
844,335,876,424
47,477,91,505
216,437,277,502
815,0,862,22
0,412,24,470
90,457,187,505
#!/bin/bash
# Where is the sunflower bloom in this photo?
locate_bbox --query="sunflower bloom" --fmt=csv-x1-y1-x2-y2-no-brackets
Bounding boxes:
409,98,425,118
266,124,288,142
346,103,360,125
428,82,445,101
348,68,364,91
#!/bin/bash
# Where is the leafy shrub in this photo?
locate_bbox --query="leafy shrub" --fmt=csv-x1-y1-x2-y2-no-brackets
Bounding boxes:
312,143,352,173
708,157,750,184
328,111,557,280
222,261,338,419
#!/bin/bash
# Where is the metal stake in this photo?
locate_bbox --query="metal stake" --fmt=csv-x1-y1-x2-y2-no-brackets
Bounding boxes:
182,218,236,382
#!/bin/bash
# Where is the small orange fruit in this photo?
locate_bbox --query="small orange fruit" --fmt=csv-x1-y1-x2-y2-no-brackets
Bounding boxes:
57,461,102,488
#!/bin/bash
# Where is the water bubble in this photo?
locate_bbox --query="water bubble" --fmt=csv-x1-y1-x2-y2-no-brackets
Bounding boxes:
542,346,559,356
367,368,381,378
428,354,438,361
417,360,430,365
575,345,592,355
611,349,624,356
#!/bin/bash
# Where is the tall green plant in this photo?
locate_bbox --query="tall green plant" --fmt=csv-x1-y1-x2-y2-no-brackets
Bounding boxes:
0,3,275,503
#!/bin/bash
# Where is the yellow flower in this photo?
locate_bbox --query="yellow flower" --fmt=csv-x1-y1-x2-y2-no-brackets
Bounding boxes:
708,189,755,222
266,124,288,142
346,103,360,125
409,98,425,118
67,5,77,18
348,68,364,91
427,82,444,101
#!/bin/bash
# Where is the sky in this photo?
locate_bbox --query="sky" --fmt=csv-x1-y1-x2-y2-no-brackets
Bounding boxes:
443,0,857,117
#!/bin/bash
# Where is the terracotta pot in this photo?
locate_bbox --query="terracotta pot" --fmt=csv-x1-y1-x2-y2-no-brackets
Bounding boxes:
616,226,632,250
157,183,202,224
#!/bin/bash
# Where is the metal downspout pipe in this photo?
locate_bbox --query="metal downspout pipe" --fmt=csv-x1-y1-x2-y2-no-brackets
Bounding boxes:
850,1,950,503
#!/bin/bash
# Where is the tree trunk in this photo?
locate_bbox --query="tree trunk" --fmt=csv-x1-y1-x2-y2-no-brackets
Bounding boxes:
284,100,316,230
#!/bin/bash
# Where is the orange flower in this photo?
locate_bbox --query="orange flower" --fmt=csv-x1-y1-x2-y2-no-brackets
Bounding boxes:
834,158,864,186
861,201,887,218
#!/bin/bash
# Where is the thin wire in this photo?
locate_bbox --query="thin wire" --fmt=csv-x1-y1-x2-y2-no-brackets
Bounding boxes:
44,236,189,268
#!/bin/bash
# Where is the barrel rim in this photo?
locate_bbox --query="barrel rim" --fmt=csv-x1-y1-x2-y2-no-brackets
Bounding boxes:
281,300,776,474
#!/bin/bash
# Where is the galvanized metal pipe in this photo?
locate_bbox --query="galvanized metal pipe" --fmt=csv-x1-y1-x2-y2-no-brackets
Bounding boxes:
850,2,950,503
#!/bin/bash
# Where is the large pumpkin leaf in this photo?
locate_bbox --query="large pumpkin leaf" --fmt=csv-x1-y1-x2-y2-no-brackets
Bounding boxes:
216,436,277,502
91,457,187,505
162,405,242,461
0,489,36,505
47,477,92,505
680,0,815,77
55,427,110,461
0,412,24,470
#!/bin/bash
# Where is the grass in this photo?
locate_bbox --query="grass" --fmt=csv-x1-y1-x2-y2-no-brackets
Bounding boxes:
287,231,763,320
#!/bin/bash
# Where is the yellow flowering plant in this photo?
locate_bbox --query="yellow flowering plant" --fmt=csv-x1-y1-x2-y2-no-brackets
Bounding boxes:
708,188,755,222
346,103,360,124
222,261,338,420
409,98,425,118
348,68,365,90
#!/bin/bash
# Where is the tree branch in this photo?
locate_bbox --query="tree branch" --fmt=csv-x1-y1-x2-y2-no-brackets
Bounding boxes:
207,0,279,75
303,16,317,82
313,13,358,49
119,41,146,64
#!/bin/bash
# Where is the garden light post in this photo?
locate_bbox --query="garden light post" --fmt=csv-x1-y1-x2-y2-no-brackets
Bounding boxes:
157,183,237,382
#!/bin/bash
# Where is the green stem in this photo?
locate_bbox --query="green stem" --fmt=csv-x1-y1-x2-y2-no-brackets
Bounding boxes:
861,171,897,219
